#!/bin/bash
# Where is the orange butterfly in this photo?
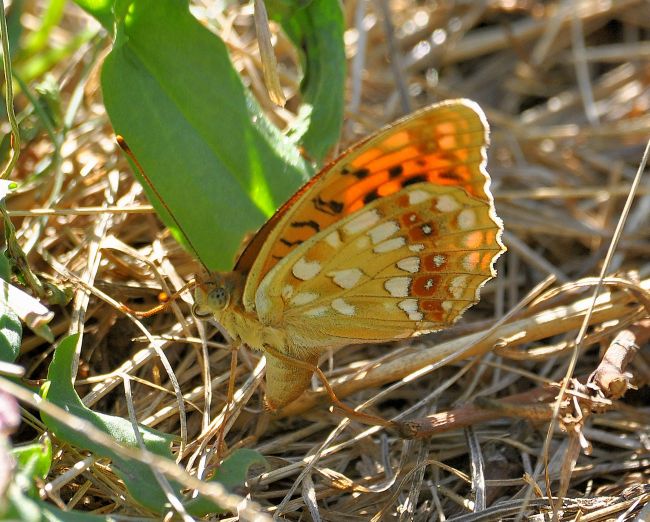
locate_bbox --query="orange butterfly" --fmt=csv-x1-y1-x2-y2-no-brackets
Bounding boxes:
192,99,505,411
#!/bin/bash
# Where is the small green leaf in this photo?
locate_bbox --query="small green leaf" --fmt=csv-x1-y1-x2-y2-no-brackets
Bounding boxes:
7,436,53,501
185,449,268,515
41,334,265,515
0,305,22,363
41,334,176,512
11,437,52,482
211,448,268,490
269,0,345,162
2,482,112,521
0,251,10,280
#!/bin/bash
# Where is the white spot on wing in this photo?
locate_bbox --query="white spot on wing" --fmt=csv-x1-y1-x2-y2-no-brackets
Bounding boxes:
437,194,460,212
343,209,381,235
328,268,364,289
450,275,469,299
397,256,420,273
256,287,271,317
291,292,318,305
458,209,476,230
408,189,432,205
292,257,322,280
433,254,446,267
331,298,355,316
462,252,480,272
282,285,294,299
398,299,423,321
385,276,411,297
442,301,454,313
374,237,406,253
409,244,425,252
369,221,400,244
325,230,342,249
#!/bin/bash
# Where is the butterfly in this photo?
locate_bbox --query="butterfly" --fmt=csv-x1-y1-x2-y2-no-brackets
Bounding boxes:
191,99,505,411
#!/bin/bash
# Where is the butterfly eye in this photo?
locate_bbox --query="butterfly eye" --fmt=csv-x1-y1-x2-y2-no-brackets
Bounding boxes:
192,284,229,318
207,287,230,310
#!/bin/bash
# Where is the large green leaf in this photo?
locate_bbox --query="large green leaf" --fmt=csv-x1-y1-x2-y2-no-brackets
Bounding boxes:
101,0,311,270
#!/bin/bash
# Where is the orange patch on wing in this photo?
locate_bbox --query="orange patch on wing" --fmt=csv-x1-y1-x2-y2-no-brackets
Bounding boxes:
464,231,485,249
421,300,445,322
464,251,481,270
436,122,457,136
351,147,383,167
439,135,457,151
412,275,441,297
401,211,422,226
380,131,411,149
423,253,447,271
409,223,437,242
365,146,421,172
378,180,403,196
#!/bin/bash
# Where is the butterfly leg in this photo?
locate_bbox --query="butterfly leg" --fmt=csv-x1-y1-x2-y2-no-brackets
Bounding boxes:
263,345,399,430
215,344,240,460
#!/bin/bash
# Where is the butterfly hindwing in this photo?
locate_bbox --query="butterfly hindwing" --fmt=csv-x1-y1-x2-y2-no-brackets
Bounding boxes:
253,182,503,348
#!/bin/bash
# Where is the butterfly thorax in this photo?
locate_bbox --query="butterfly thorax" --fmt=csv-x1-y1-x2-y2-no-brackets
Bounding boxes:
193,271,287,352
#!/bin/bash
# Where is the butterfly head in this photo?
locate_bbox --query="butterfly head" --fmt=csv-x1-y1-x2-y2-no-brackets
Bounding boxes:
192,271,244,320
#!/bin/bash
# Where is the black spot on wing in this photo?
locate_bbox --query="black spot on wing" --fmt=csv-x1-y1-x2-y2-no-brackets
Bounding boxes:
353,168,370,179
401,174,428,188
313,196,344,215
438,170,463,182
363,189,380,204
280,238,303,247
291,220,321,233
389,165,403,178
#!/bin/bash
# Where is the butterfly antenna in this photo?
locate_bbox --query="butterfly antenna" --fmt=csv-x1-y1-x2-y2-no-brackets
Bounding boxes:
116,135,210,274
119,278,199,318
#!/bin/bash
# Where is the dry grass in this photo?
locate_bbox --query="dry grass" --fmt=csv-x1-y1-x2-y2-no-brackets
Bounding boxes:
6,0,650,520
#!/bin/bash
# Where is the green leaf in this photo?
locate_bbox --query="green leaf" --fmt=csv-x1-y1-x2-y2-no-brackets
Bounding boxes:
269,0,345,162
0,251,10,279
11,438,52,482
73,0,128,33
22,0,66,55
4,437,102,521
101,0,311,271
41,334,177,512
0,305,22,363
3,485,113,521
41,334,265,515
185,449,268,514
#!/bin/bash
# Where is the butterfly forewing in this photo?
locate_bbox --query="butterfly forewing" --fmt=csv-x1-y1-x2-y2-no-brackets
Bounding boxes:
240,99,495,311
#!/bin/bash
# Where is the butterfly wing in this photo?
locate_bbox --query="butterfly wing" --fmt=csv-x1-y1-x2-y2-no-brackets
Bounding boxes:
238,99,498,312
255,182,504,347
